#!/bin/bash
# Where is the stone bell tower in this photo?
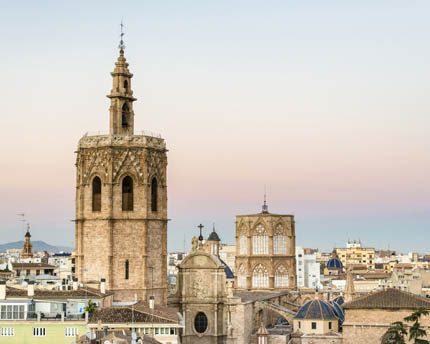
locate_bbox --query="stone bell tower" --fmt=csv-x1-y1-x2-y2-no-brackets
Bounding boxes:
75,40,168,303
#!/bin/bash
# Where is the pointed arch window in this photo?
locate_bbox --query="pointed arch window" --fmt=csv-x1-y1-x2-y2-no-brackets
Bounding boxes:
151,177,158,212
125,260,129,280
252,224,268,255
275,264,289,288
92,177,101,212
122,103,129,128
252,264,268,288
122,176,133,211
239,234,248,255
274,224,287,255
123,79,128,91
237,264,247,288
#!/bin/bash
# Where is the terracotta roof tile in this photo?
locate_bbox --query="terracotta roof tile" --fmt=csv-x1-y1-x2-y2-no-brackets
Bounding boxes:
6,286,111,298
343,288,430,310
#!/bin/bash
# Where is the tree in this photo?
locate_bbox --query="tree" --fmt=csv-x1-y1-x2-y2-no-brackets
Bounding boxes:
382,310,430,344
84,300,96,314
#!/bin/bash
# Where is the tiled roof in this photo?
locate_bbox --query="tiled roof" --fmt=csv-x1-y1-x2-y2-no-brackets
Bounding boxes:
11,263,55,269
343,288,430,310
5,286,111,298
294,299,338,320
89,304,179,324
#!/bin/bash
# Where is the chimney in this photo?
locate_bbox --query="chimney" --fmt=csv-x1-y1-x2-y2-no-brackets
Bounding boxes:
149,295,155,310
100,278,106,294
28,281,35,297
0,281,6,300
72,278,78,291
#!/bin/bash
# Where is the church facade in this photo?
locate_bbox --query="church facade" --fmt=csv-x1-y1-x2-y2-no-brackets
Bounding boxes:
234,203,297,291
74,49,168,303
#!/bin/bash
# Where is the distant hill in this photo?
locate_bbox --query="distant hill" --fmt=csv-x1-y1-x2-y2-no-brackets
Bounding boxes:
0,241,73,253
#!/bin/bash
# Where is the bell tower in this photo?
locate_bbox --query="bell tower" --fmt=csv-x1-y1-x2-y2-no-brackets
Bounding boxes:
107,49,136,135
75,30,168,303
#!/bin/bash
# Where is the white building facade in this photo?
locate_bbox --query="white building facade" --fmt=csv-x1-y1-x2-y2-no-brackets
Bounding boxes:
296,247,321,289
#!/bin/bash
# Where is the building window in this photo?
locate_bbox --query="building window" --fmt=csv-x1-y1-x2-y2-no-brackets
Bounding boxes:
0,327,14,336
125,260,129,280
0,305,24,320
194,312,208,333
298,321,301,329
274,224,287,254
252,224,268,255
311,322,316,330
275,264,289,288
122,176,133,211
329,322,332,330
151,177,158,212
33,327,46,337
122,103,129,128
239,235,247,255
92,176,102,211
252,264,268,288
65,327,78,337
123,79,128,90
237,264,247,288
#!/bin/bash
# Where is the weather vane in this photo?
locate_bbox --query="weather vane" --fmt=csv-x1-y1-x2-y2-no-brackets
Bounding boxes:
119,20,125,52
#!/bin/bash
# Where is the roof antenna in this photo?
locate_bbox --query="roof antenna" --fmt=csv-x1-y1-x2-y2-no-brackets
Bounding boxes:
118,19,126,52
262,185,269,213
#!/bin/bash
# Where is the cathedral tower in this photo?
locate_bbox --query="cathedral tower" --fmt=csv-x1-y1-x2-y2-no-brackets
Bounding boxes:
21,230,33,259
75,46,168,303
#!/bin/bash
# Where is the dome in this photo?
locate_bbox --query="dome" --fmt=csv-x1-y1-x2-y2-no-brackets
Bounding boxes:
326,258,343,269
220,258,234,279
331,301,344,324
207,231,221,242
333,296,344,305
294,299,338,320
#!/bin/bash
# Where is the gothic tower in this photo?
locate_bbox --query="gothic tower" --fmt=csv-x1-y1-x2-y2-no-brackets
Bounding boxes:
75,47,168,303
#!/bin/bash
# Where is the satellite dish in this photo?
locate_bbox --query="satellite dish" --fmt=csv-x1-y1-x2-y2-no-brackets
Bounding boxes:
90,331,96,339
132,332,137,340
85,330,92,339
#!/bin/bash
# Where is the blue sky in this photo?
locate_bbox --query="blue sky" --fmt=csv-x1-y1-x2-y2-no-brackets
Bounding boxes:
0,1,429,253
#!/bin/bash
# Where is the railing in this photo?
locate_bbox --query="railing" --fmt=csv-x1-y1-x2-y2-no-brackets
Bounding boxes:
83,130,162,138
26,312,86,321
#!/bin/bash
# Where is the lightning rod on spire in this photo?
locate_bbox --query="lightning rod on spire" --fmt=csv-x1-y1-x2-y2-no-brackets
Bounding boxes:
119,20,126,52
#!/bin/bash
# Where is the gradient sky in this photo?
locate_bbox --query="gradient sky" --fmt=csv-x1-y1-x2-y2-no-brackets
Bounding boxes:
0,1,429,253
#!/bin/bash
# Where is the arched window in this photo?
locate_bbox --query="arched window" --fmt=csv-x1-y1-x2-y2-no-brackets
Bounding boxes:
273,224,287,254
122,176,133,211
122,103,129,128
239,235,248,255
194,312,208,333
252,264,268,288
123,79,128,90
237,264,247,288
125,260,129,280
252,224,268,255
92,176,101,211
274,264,289,288
151,177,158,212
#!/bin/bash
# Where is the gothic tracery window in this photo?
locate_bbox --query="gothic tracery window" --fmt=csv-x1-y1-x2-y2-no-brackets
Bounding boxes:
252,264,268,288
237,264,247,288
151,177,158,212
252,224,268,255
274,264,289,288
273,224,287,254
92,176,101,212
122,176,133,211
239,228,248,255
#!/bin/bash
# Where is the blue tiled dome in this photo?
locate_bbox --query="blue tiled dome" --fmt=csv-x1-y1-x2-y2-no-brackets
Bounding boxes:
294,299,338,320
331,301,344,324
333,296,344,305
207,231,221,241
326,258,343,269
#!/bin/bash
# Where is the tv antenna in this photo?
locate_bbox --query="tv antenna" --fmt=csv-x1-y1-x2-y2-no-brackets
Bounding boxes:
118,19,125,51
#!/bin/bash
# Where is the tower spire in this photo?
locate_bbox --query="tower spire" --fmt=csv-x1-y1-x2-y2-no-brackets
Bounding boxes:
119,20,126,52
262,185,269,213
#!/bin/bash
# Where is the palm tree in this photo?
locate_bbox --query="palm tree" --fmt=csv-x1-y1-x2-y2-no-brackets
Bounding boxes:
84,300,96,314
404,310,430,344
382,310,430,344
